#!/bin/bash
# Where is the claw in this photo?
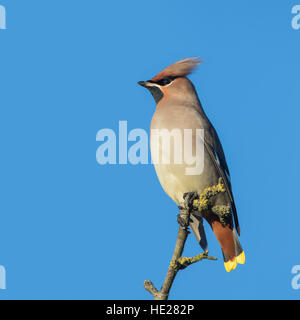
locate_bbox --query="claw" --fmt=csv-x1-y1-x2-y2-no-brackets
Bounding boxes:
183,192,189,200
177,214,191,229
178,192,200,229
184,191,199,209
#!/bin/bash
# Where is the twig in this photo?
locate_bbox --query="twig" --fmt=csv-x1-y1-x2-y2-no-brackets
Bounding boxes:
144,179,227,300
144,216,216,300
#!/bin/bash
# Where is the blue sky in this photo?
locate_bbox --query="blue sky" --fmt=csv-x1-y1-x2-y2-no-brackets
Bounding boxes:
0,0,300,299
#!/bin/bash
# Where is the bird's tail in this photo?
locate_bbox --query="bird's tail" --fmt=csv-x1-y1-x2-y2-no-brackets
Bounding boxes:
222,230,245,272
206,217,245,272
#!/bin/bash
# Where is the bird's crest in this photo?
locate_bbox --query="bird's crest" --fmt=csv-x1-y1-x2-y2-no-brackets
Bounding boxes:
151,57,202,82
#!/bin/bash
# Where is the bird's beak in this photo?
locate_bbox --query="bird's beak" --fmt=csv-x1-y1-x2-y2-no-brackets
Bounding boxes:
137,81,149,88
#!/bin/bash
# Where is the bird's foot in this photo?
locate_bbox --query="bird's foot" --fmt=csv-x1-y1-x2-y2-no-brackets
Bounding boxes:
177,191,199,229
183,191,199,210
177,214,190,229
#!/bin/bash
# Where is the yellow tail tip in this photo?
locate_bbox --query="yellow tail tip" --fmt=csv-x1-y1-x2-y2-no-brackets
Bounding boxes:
224,258,237,272
224,251,245,272
237,251,245,265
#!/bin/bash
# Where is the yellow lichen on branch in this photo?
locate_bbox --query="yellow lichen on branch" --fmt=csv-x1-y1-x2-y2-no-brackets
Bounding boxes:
193,177,226,211
170,251,217,271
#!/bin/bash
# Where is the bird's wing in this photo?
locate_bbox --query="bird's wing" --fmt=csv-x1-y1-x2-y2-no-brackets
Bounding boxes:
189,214,208,251
204,125,240,235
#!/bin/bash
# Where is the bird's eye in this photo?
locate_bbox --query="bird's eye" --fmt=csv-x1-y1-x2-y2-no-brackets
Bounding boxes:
157,76,175,86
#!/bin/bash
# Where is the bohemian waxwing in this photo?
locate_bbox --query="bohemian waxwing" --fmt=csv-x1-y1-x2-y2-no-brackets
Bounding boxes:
138,58,245,272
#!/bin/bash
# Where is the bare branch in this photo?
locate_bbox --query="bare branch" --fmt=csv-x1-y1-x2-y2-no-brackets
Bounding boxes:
144,180,226,300
143,280,159,298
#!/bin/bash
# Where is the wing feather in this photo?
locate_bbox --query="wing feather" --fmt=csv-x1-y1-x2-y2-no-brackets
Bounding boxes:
204,126,240,235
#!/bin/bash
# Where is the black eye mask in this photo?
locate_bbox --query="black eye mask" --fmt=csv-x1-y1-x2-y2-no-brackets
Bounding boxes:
148,76,177,86
145,76,177,104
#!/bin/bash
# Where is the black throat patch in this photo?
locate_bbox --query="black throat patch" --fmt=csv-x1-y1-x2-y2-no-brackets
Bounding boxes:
147,86,163,104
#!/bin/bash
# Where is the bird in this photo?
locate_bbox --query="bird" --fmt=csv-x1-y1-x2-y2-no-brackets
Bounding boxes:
138,57,245,272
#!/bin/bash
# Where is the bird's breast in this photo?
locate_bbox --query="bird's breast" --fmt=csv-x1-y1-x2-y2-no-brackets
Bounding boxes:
149,103,218,204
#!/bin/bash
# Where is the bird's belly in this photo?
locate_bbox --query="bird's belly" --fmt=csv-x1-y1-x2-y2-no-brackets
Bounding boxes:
152,153,219,205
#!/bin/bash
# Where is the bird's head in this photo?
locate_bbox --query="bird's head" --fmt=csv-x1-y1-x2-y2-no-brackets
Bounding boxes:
138,57,202,104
